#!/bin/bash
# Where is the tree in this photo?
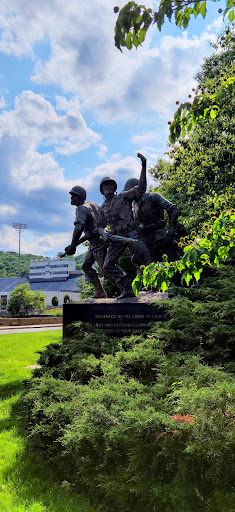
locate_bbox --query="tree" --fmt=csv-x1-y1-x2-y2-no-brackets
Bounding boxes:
114,1,235,51
149,27,235,233
132,28,235,293
75,253,86,272
7,283,46,317
0,251,44,278
168,26,235,143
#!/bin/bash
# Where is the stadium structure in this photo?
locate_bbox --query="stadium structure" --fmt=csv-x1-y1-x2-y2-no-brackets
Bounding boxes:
0,258,83,310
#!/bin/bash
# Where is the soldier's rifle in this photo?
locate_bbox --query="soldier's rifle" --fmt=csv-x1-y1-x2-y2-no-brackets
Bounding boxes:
105,232,138,244
60,232,138,258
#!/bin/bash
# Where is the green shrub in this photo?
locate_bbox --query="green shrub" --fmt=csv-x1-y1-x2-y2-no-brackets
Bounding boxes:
54,310,63,317
22,266,235,511
24,353,235,512
63,294,71,303
51,296,59,306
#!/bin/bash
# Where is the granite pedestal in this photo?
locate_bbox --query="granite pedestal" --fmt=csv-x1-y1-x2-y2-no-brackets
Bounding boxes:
63,291,170,338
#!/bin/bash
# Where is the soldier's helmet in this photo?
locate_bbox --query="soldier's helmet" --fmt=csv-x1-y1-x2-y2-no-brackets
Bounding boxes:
69,186,86,201
100,177,117,194
123,178,139,191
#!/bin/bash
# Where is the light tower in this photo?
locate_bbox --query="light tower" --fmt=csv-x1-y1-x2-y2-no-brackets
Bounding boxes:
12,223,28,280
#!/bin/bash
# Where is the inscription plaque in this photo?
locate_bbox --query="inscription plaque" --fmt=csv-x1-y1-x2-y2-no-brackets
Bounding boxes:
63,303,169,338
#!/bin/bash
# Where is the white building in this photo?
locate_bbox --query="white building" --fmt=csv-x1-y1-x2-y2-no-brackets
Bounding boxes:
0,258,82,310
29,258,76,282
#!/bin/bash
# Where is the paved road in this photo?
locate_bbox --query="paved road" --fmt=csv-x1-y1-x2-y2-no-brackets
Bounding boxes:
0,325,63,335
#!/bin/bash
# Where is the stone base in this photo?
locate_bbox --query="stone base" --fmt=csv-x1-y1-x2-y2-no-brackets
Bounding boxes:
81,290,170,304
63,291,171,339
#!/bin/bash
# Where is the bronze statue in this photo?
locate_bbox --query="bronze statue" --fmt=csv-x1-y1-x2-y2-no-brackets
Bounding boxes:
64,186,107,298
123,179,179,261
98,153,151,299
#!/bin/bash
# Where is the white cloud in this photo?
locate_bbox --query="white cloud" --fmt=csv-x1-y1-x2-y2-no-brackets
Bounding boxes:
0,96,6,109
131,132,159,144
206,15,224,33
0,205,17,215
0,1,218,123
97,144,108,159
55,95,81,112
0,223,81,257
107,153,123,162
0,90,102,248
0,90,100,197
0,90,100,154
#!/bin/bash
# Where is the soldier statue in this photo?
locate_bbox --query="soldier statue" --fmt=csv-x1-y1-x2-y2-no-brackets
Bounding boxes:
123,178,179,261
64,186,107,298
98,153,151,299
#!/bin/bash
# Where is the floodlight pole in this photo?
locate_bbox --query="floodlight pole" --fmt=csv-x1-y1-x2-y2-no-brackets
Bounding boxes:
12,223,28,280
18,229,21,279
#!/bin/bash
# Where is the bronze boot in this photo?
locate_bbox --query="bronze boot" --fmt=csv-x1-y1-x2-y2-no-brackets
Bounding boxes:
117,276,135,299
86,272,107,298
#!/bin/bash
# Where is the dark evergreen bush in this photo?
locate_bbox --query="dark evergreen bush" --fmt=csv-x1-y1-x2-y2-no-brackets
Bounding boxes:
63,294,71,303
51,296,59,306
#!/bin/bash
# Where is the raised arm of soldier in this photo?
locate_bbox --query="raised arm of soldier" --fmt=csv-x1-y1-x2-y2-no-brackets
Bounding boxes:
123,153,147,201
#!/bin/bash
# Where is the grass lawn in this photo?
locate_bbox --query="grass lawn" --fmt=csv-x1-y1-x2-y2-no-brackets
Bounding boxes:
0,331,97,512
41,308,63,316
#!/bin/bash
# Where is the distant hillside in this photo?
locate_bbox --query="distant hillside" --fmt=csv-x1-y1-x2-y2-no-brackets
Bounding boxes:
0,251,86,278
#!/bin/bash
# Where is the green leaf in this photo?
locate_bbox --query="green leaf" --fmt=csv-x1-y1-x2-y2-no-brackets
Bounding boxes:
189,250,198,264
227,0,234,9
193,1,200,13
139,28,146,43
210,109,217,119
132,34,140,47
200,1,206,18
182,271,193,286
169,133,175,144
125,32,132,50
228,9,235,21
182,17,189,28
193,269,202,281
132,275,143,295
161,281,169,292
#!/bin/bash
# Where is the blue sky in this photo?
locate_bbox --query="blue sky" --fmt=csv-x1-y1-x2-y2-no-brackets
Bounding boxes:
0,0,227,257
